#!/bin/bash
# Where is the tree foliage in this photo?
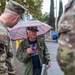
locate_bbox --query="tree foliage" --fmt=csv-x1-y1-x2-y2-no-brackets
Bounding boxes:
57,0,63,23
38,12,49,23
48,0,55,29
0,0,6,15
0,0,43,19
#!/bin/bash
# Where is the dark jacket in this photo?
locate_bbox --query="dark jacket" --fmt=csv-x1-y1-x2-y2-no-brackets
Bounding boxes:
16,37,50,75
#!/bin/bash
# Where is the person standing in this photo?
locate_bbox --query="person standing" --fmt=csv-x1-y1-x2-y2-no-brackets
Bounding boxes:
0,0,25,75
57,0,75,75
16,26,51,75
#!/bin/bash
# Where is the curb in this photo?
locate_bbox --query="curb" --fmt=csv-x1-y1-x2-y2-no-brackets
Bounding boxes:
45,39,57,42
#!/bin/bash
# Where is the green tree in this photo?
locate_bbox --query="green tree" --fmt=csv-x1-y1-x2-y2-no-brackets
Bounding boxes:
48,0,55,29
38,12,49,23
0,0,6,15
57,0,63,23
13,0,43,19
0,0,43,19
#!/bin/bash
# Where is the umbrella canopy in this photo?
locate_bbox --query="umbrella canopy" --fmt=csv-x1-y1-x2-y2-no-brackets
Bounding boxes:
8,20,52,40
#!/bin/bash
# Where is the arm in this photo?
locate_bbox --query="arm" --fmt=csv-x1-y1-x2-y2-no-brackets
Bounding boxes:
16,40,31,63
44,42,50,61
37,36,51,68
58,12,72,35
43,42,51,68
0,34,8,74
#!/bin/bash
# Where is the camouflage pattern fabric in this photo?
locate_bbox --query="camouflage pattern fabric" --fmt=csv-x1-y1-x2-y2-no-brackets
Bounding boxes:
0,0,26,75
5,0,26,18
0,20,15,75
57,0,75,75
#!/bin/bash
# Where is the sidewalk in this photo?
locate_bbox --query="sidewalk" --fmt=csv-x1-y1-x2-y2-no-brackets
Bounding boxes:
45,39,57,42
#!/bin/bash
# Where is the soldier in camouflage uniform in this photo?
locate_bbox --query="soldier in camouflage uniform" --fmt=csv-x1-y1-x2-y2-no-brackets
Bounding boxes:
0,0,25,75
57,0,75,75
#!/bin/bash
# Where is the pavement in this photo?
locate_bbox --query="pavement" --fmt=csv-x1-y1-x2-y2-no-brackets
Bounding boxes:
12,40,60,75
45,39,58,42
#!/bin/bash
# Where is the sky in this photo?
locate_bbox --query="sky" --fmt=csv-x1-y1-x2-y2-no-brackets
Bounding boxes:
42,0,68,15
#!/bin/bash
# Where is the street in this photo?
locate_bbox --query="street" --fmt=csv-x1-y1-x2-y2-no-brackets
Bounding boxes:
12,41,64,75
46,42,64,75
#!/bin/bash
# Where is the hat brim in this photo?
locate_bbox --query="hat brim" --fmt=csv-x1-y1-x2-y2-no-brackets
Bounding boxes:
29,29,39,32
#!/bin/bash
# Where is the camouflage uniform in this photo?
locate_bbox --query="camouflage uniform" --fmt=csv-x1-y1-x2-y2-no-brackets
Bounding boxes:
0,20,14,75
0,0,25,75
57,0,75,75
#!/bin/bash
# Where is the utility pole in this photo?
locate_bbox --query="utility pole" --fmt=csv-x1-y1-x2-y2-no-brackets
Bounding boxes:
55,0,58,32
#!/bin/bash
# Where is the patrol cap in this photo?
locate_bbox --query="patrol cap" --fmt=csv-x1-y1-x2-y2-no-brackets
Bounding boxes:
5,0,26,18
27,26,39,31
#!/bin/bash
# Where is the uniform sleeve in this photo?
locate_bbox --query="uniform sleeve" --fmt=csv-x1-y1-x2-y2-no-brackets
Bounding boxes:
16,41,31,63
43,42,51,63
58,14,72,33
0,34,8,54
37,36,51,63
58,10,73,34
0,34,8,74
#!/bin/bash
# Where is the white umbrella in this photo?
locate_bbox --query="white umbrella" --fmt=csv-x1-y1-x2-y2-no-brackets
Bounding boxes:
8,20,52,40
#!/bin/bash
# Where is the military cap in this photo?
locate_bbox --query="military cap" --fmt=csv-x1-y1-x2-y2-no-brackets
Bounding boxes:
27,26,39,31
5,0,26,17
